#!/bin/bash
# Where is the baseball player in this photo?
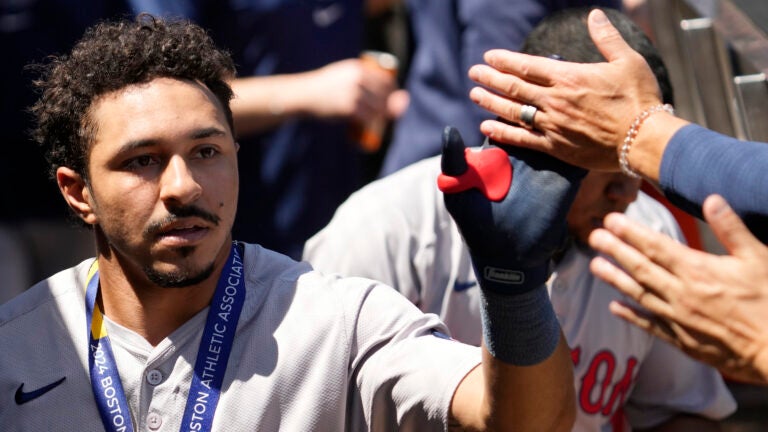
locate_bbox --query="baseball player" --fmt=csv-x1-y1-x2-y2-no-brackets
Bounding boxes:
305,154,737,430
304,8,736,431
0,14,581,431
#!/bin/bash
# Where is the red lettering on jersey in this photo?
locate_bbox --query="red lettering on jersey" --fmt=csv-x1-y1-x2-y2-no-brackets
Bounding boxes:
580,350,616,414
578,350,639,420
602,357,638,416
571,347,581,366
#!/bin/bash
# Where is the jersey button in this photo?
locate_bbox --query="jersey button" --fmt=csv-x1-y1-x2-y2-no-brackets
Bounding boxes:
147,412,163,430
146,369,163,386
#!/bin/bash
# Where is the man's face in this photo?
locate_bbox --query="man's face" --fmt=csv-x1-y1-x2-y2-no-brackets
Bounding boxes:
566,171,641,245
81,77,239,286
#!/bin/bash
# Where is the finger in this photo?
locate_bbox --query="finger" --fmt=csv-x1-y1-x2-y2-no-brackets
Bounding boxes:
469,86,548,128
478,119,550,153
590,255,675,316
666,320,718,355
468,65,546,107
587,9,639,64
600,212,693,276
662,320,741,372
481,49,559,86
608,300,680,346
440,126,468,176
357,91,383,121
588,224,679,300
386,90,409,119
703,194,765,256
587,9,664,106
590,255,644,299
596,240,739,351
608,301,728,368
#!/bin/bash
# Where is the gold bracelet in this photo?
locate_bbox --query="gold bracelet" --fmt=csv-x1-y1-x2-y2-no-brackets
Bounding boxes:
619,103,674,178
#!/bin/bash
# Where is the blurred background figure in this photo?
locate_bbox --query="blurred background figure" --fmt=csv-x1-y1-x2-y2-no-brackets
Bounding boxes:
0,1,131,303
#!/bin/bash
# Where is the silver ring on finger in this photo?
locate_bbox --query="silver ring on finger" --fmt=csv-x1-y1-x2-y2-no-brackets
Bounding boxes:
519,104,538,128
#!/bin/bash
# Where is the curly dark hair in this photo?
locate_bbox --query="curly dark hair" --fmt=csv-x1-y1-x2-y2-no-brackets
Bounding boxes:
30,14,236,181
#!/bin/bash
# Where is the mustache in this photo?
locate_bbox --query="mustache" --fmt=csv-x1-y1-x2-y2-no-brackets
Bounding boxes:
145,205,221,236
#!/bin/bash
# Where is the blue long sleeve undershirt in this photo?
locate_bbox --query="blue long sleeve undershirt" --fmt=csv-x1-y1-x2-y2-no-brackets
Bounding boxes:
660,124,768,242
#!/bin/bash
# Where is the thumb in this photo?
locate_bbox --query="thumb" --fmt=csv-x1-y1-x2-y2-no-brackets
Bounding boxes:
588,9,635,63
703,194,761,256
386,89,409,119
441,126,468,176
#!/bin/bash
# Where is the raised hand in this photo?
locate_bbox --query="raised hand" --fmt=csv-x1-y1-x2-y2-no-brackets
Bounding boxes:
589,194,768,384
466,9,682,174
305,58,401,123
437,126,586,294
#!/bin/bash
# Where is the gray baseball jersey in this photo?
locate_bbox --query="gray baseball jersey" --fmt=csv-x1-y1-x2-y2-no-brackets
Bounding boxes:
304,156,737,431
0,243,480,431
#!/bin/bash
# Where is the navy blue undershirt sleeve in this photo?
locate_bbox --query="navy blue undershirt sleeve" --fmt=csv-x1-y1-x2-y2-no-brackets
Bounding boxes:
660,124,768,242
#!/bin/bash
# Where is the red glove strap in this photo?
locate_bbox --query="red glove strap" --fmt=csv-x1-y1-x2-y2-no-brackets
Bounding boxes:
437,147,513,201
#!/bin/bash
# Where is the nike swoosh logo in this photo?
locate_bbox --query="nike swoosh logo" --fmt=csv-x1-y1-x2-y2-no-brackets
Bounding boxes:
15,377,66,405
453,280,476,292
313,3,344,27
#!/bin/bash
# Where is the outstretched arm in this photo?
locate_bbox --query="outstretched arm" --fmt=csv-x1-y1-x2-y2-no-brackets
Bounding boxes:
438,127,581,430
588,194,768,385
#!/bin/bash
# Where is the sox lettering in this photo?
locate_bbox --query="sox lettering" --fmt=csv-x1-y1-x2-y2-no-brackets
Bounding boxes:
572,347,638,418
185,245,244,432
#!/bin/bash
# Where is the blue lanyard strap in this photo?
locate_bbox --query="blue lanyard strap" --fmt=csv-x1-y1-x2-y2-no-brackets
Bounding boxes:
181,242,245,430
85,242,246,432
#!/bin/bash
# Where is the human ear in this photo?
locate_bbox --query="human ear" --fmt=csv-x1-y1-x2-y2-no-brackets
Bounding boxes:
56,167,98,225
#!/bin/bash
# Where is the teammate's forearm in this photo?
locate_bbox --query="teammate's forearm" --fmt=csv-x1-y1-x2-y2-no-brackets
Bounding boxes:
229,73,317,136
652,122,768,241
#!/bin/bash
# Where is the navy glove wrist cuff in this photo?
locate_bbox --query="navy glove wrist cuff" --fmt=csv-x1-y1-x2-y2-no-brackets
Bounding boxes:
480,286,561,365
470,253,552,295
